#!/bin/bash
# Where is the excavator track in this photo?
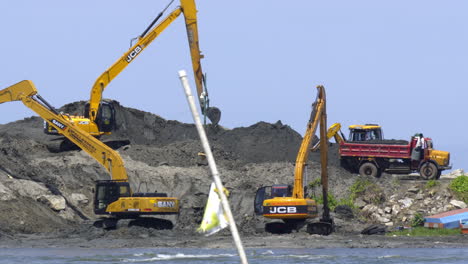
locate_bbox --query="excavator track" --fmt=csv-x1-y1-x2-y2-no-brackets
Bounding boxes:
306,220,334,235
93,217,174,230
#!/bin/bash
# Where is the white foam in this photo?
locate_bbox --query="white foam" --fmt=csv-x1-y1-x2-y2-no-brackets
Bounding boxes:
124,252,236,262
378,255,401,259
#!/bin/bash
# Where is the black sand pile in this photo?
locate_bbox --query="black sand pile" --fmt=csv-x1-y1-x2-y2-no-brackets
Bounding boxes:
1,101,465,249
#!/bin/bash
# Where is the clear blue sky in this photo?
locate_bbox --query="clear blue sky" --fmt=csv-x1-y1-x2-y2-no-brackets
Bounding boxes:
1,1,466,171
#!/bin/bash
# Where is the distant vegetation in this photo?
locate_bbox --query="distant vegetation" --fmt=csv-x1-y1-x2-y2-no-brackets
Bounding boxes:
411,212,425,227
308,176,384,210
388,226,461,236
425,179,439,189
349,177,384,204
449,175,468,203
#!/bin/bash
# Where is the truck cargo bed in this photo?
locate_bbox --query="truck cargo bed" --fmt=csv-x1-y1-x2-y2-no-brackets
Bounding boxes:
340,141,412,159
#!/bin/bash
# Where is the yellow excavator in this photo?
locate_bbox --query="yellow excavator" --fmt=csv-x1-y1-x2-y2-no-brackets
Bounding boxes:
45,0,220,137
254,85,334,235
1,80,180,229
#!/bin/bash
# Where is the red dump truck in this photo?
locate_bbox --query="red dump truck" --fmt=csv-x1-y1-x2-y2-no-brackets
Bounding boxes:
339,135,451,179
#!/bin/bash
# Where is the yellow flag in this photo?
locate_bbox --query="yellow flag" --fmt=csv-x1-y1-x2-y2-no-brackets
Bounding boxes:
197,182,229,236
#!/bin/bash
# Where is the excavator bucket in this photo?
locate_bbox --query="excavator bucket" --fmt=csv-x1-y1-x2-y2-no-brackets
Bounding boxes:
306,219,334,235
206,106,221,125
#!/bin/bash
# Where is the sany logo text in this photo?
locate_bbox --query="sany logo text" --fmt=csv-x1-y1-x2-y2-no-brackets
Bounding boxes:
50,119,66,130
157,201,175,208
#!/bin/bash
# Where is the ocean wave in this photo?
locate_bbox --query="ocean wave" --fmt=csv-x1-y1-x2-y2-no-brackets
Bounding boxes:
124,252,236,262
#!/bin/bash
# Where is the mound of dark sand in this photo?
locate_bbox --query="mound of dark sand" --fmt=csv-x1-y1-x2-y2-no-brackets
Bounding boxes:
1,101,466,250
0,100,355,237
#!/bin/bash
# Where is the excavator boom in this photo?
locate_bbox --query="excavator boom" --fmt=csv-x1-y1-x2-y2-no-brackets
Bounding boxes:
1,81,128,181
88,0,220,125
88,8,182,121
292,86,325,199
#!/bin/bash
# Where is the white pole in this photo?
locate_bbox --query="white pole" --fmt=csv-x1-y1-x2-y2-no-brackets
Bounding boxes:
178,70,248,264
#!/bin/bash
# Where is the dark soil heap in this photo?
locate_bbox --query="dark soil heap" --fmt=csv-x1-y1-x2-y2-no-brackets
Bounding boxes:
0,101,333,235
0,101,463,243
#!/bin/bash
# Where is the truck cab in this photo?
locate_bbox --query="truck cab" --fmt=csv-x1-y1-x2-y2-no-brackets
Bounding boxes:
348,124,383,142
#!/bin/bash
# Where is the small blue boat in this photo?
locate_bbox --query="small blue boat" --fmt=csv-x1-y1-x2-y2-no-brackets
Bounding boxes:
460,219,468,234
424,208,468,229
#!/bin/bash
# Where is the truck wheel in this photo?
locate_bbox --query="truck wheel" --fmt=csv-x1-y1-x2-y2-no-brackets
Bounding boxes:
359,162,380,178
420,162,438,180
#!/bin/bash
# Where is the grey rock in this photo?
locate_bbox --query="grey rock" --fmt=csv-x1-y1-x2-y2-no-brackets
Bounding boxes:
450,200,467,209
38,195,66,211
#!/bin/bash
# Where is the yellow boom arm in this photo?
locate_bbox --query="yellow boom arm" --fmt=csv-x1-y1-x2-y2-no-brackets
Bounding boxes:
88,0,217,123
292,85,327,199
0,80,128,181
311,122,344,151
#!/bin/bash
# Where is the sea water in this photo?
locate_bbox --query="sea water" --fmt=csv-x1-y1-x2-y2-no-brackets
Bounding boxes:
0,247,466,264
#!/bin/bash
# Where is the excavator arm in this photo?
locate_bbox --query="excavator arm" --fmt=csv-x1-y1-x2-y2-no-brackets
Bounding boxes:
292,85,326,199
327,123,344,144
311,122,345,151
88,7,182,122
0,80,128,181
294,85,333,233
180,0,220,124
88,0,220,125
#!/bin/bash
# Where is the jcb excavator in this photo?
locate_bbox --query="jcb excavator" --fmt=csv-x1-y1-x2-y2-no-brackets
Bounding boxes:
45,0,220,137
254,85,334,235
1,80,179,228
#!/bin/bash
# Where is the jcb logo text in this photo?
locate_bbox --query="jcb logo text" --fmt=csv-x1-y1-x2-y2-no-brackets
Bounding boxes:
269,206,297,214
126,45,142,62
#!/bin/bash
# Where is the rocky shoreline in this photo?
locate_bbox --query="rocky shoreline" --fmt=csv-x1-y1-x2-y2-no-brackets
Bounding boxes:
1,229,467,249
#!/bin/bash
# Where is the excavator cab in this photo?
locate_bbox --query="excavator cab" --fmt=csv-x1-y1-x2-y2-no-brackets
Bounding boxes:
94,180,131,215
254,185,292,215
348,124,383,142
84,100,116,133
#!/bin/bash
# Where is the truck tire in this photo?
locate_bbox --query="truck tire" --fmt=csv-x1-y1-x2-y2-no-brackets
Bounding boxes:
359,162,380,178
420,162,438,180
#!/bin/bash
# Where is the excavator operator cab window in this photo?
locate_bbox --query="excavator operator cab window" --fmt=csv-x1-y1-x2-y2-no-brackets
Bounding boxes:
120,185,130,197
95,102,116,133
271,185,292,197
94,181,130,214
84,103,90,119
254,185,293,215
96,185,108,210
254,187,268,215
